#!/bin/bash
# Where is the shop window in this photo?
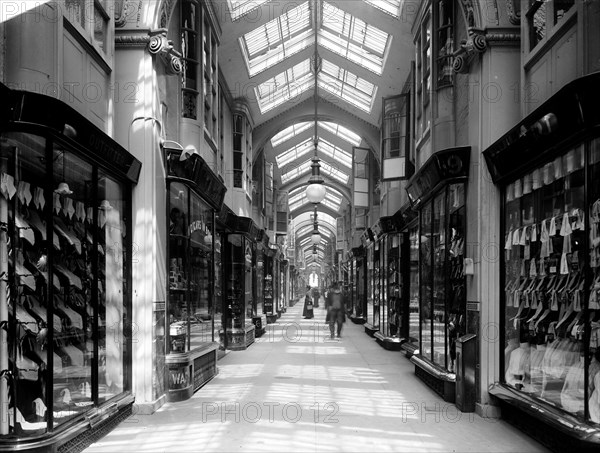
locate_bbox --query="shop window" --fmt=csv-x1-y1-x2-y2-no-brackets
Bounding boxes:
502,145,594,418
0,130,131,437
409,225,420,344
168,182,214,353
233,114,244,189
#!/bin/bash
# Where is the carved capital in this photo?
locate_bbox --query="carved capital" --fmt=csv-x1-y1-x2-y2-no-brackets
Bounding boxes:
452,28,488,74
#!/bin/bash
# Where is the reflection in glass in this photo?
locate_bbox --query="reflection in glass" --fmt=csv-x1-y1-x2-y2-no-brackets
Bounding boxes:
432,193,446,368
420,201,433,360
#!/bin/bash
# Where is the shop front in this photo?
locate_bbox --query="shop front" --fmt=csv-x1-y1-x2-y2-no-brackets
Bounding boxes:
402,214,421,358
164,147,226,402
364,228,380,337
373,215,407,351
252,230,267,337
0,85,140,450
221,216,258,350
349,246,366,324
484,73,600,451
264,246,277,324
406,147,470,402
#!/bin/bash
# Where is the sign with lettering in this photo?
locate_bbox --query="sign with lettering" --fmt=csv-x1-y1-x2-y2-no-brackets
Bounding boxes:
169,364,191,390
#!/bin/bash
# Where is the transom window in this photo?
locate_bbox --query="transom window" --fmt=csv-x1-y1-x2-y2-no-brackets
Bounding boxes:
320,2,390,75
240,2,312,77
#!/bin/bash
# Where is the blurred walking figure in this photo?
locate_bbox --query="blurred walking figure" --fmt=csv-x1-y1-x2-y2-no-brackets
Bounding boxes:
326,281,346,338
302,285,314,319
313,287,320,308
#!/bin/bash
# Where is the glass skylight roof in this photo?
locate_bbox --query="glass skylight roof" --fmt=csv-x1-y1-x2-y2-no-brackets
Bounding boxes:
318,60,377,112
320,2,390,75
280,158,312,185
295,211,337,231
271,122,312,147
240,2,313,77
364,0,402,18
318,138,352,168
275,137,313,168
228,0,271,21
320,122,362,146
255,59,314,113
320,159,349,184
288,186,343,212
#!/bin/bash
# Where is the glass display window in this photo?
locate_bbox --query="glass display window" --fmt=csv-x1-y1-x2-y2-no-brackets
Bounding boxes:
501,141,600,423
1,130,132,437
383,234,401,338
223,234,253,331
409,224,420,344
418,183,466,371
167,182,215,354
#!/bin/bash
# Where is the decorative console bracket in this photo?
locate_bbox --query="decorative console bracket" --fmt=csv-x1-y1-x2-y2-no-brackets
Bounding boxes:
148,29,183,75
452,28,488,74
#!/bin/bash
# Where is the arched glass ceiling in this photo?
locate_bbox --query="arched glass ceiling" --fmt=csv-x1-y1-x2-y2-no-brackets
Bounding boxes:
271,121,361,149
318,60,377,113
296,224,333,239
239,2,313,77
320,122,361,147
318,138,352,168
271,122,312,148
275,137,313,168
275,136,351,175
320,2,390,75
364,0,402,18
281,157,349,185
288,186,343,212
256,59,314,114
294,210,337,233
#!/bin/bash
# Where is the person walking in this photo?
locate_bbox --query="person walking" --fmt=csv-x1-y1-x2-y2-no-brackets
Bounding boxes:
326,281,346,339
313,287,320,308
302,286,314,319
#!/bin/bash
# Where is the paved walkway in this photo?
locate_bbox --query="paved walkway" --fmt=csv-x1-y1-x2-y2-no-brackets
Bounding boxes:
85,303,548,453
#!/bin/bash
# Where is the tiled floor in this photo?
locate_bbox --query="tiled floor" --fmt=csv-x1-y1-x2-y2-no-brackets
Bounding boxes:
84,303,548,452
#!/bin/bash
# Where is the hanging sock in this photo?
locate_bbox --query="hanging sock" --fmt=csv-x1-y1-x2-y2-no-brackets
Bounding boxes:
549,216,557,236
540,220,549,258
34,187,45,210
505,229,513,251
560,213,572,236
531,224,537,242
539,257,546,277
519,226,528,246
0,173,17,199
86,207,94,224
17,181,33,206
512,228,521,246
529,258,537,278
76,202,86,222
63,198,75,219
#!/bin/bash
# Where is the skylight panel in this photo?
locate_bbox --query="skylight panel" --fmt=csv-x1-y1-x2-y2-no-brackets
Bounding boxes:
280,159,311,184
320,122,362,146
228,0,271,21
318,60,377,112
271,122,312,147
240,2,313,77
288,189,342,212
320,2,390,75
364,0,401,18
320,160,349,184
318,138,352,168
275,137,313,168
256,59,314,113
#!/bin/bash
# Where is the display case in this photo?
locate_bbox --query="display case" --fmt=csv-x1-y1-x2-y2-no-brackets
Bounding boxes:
221,233,255,349
164,149,225,402
0,86,139,447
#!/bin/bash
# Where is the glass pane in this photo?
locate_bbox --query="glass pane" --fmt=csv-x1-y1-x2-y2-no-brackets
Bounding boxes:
97,171,126,401
448,184,466,373
169,182,189,353
65,0,85,28
432,193,447,368
589,139,600,424
373,244,381,329
409,226,420,345
420,201,433,361
2,132,48,435
366,246,374,325
52,144,94,424
503,145,586,417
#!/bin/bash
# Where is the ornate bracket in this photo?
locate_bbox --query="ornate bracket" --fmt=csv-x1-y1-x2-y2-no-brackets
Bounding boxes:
452,28,488,74
148,29,183,75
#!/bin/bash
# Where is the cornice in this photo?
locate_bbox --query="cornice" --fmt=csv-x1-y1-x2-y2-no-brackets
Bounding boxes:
114,29,151,48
